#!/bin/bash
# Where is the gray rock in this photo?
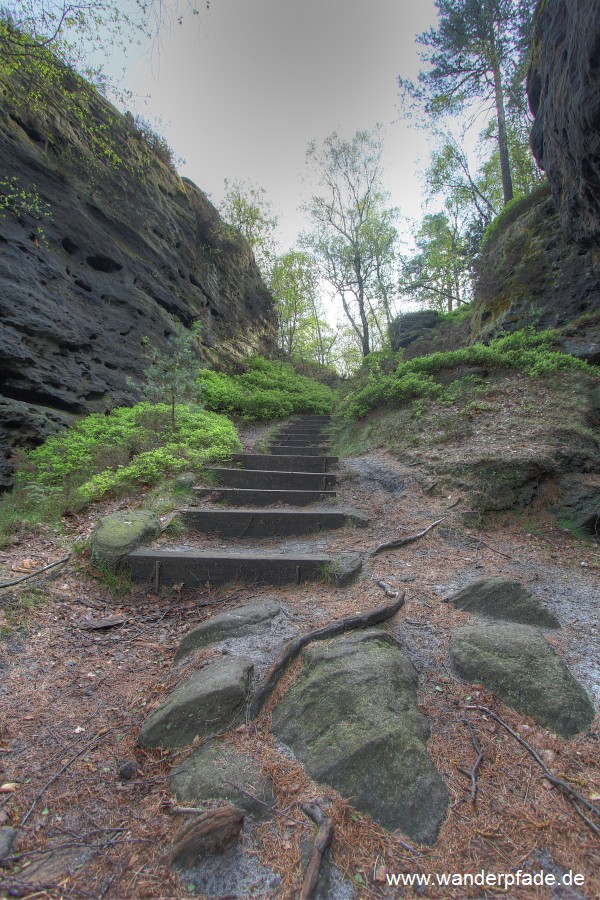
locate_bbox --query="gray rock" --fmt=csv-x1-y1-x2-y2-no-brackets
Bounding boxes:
139,656,253,749
272,629,449,845
450,623,595,737
0,827,17,864
528,0,600,249
553,478,600,539
170,743,275,818
389,310,439,352
0,57,274,488
89,510,160,572
327,552,363,586
449,577,560,628
175,473,198,490
175,600,281,662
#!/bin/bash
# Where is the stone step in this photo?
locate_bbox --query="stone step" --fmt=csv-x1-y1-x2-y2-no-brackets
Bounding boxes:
231,453,338,472
125,548,362,587
295,415,330,422
193,487,337,505
274,433,329,443
276,426,328,436
269,445,329,456
178,507,368,536
205,468,336,490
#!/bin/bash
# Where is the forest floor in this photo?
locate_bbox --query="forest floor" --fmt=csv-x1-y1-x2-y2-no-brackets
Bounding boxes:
0,415,598,899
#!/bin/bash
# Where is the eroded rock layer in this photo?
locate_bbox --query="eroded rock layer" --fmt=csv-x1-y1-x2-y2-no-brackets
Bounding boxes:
0,58,275,487
528,0,600,250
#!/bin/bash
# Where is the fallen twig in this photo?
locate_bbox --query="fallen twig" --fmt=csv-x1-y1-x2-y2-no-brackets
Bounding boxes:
370,519,445,557
249,594,405,719
468,704,600,837
21,729,113,826
456,719,483,802
477,540,513,560
300,802,333,900
0,553,72,590
221,780,306,826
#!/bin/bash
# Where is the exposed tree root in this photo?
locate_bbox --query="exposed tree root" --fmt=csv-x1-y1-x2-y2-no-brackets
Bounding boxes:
248,594,405,719
370,519,445,557
300,802,334,900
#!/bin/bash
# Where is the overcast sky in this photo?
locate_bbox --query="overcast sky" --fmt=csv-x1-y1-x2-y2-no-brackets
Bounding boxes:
114,0,439,251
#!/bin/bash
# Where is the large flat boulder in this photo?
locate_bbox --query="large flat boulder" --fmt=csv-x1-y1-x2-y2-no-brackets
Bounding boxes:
272,629,449,845
170,743,275,819
89,510,160,572
139,656,253,749
449,577,560,628
175,600,281,662
450,624,595,737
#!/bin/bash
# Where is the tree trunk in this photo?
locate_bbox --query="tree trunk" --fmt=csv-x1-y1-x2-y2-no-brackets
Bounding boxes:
355,261,371,356
491,54,514,205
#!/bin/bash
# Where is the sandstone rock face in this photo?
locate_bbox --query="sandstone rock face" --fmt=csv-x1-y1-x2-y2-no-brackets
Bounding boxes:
528,0,600,250
389,310,440,352
449,577,560,629
473,185,600,352
139,657,253,749
272,630,449,845
450,624,595,737
0,61,275,488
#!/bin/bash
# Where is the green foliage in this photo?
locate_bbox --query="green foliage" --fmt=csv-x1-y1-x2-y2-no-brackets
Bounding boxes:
196,356,335,421
0,175,51,239
342,330,599,418
15,403,241,504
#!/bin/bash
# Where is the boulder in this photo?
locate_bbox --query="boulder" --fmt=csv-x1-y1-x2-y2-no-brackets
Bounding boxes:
449,577,560,628
170,743,275,818
389,310,439,352
175,600,281,662
450,624,595,737
139,656,253,749
327,552,363,586
553,477,600,539
272,630,449,845
88,510,160,572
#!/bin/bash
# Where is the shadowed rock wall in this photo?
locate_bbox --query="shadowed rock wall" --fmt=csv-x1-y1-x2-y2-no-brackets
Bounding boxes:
0,54,275,488
528,0,600,251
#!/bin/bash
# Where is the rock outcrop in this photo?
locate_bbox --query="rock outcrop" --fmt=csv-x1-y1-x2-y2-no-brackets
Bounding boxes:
472,184,600,354
528,0,600,251
0,52,275,488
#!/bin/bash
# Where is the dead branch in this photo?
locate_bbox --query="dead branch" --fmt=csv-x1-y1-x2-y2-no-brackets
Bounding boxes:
248,594,405,719
468,705,600,837
21,729,113,826
160,805,245,869
221,780,306,826
300,802,333,900
370,519,445,557
0,554,72,590
477,540,513,560
456,719,483,802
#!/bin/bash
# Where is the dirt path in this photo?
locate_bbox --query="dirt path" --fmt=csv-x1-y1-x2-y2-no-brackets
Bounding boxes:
0,440,598,898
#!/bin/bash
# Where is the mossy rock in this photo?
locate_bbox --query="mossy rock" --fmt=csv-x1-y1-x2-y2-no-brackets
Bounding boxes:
139,656,253,749
89,510,160,572
272,629,449,845
169,743,274,818
449,577,560,628
450,623,595,737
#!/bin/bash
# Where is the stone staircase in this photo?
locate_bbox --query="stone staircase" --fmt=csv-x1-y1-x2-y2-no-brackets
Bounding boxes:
125,415,365,588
